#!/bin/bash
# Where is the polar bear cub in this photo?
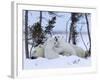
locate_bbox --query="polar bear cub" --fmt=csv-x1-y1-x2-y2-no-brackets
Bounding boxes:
44,37,59,59
53,36,76,56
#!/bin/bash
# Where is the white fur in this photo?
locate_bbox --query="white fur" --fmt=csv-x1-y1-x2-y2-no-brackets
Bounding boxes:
71,44,86,58
54,36,86,58
53,36,76,56
31,44,44,58
31,36,86,59
44,37,59,59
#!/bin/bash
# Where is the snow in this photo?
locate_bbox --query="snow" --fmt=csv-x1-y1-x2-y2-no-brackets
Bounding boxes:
24,55,91,69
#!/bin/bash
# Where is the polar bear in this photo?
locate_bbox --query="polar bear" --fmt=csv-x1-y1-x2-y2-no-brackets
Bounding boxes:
53,36,76,56
31,37,60,59
70,44,86,58
31,44,44,59
53,36,86,58
44,37,59,59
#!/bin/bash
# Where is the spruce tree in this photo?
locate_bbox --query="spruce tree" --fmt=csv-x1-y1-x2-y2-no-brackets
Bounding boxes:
31,22,45,47
45,16,56,36
68,13,82,45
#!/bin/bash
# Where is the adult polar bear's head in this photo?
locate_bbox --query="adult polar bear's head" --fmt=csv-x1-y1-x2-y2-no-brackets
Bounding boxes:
31,44,44,59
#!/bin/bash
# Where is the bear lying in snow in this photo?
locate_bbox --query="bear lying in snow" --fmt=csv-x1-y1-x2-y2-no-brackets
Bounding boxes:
31,36,88,59
53,36,76,56
70,44,86,58
53,36,86,58
31,36,60,59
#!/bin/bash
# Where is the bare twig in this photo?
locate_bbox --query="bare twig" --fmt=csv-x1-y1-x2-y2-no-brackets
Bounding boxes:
79,25,88,51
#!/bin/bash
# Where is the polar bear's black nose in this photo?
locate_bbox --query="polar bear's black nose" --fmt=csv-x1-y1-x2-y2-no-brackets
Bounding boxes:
59,52,64,55
31,56,37,59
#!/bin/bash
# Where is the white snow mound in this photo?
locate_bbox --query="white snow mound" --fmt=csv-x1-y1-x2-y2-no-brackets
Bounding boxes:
24,55,91,69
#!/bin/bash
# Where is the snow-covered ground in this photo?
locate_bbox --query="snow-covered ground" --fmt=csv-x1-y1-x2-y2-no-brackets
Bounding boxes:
23,55,91,69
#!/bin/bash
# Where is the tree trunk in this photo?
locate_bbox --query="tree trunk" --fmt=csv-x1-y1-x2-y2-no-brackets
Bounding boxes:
85,13,91,54
68,20,76,45
40,11,42,27
68,23,72,43
68,13,80,45
80,25,88,51
72,23,77,45
66,17,70,42
25,10,29,58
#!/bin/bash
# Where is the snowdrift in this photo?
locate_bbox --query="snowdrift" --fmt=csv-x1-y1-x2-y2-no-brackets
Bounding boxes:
24,55,91,69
